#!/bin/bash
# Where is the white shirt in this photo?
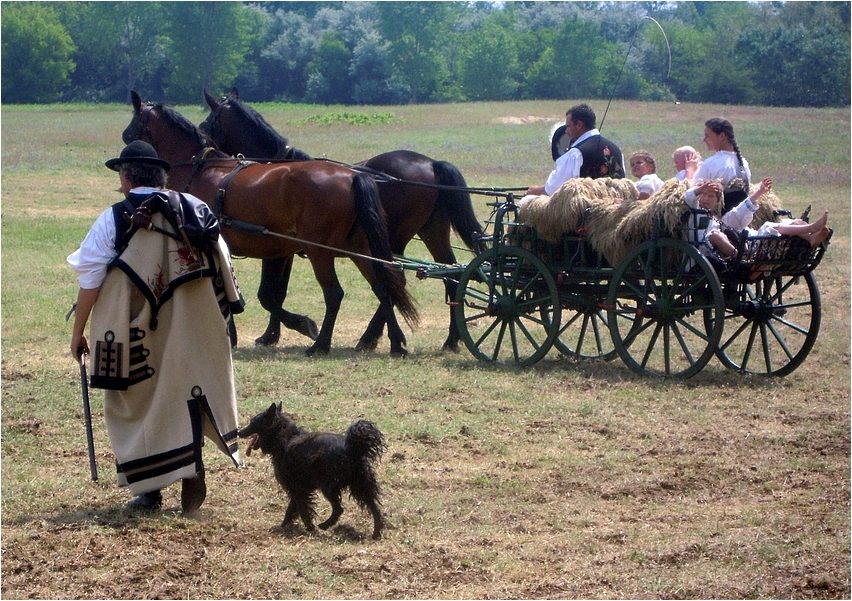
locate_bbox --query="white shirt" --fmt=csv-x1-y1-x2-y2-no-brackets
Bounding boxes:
67,187,162,289
543,129,626,195
636,173,664,197
687,151,751,190
683,193,759,256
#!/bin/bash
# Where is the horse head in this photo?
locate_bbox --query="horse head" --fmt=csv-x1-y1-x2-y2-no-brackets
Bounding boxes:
122,90,154,145
199,88,291,159
124,90,213,165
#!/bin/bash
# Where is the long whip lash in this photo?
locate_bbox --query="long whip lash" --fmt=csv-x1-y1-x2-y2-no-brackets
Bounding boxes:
599,16,672,133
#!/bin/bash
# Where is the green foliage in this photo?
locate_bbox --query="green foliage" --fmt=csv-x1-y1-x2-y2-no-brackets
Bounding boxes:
305,31,353,104
376,2,460,103
4,1,850,108
297,111,396,125
162,2,253,104
1,3,76,103
457,17,520,101
56,2,168,102
735,22,851,108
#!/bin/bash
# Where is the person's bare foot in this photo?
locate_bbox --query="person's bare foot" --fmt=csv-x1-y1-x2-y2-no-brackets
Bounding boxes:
808,226,830,248
809,210,828,233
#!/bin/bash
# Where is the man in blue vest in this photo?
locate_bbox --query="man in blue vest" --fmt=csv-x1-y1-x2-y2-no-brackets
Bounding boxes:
527,104,625,196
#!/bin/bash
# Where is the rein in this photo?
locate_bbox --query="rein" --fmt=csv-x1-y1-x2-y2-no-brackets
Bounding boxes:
168,152,528,198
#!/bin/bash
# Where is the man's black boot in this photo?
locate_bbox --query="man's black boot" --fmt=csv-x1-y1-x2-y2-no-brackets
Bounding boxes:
126,490,163,511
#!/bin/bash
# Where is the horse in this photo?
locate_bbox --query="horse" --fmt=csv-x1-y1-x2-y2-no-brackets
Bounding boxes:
200,88,484,352
122,90,418,357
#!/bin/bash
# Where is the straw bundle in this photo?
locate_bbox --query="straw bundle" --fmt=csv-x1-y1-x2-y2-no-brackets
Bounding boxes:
515,177,788,266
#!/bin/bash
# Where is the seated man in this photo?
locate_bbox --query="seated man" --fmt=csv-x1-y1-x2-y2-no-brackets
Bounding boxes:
527,104,625,196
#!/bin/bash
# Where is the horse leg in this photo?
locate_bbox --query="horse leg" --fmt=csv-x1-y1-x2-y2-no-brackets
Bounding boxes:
256,257,319,346
353,260,409,358
379,295,409,357
356,310,386,351
306,256,344,356
418,219,462,353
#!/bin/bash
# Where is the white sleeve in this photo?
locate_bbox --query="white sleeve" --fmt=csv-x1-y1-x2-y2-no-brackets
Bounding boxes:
67,207,118,289
720,196,759,231
636,174,662,196
684,188,700,209
544,148,582,195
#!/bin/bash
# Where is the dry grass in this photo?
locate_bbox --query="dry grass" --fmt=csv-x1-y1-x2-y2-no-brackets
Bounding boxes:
1,100,849,599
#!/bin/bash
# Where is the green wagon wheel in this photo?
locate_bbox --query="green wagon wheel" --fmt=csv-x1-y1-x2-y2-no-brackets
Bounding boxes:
607,239,724,378
707,272,821,376
454,246,560,367
543,296,620,361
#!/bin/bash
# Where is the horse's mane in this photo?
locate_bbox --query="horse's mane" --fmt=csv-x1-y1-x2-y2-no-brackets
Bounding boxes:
157,104,212,149
227,98,290,148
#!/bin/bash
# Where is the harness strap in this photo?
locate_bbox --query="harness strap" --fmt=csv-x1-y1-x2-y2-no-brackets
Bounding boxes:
213,160,255,218
183,147,218,193
274,144,294,160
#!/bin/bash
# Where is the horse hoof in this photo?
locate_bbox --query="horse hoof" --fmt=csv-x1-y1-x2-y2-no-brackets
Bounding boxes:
389,345,409,358
255,333,280,346
356,338,379,352
305,345,329,357
297,318,319,341
442,341,461,353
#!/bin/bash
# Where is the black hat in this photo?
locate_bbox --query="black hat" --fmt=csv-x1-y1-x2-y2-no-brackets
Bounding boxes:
105,140,170,172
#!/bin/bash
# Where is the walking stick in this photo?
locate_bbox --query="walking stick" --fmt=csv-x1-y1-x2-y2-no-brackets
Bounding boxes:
79,352,98,481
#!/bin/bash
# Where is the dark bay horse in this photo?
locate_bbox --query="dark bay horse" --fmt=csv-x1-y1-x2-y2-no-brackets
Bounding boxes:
200,88,484,352
123,91,418,356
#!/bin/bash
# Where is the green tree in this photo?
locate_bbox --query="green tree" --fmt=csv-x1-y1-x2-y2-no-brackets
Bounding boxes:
457,16,520,101
305,31,353,104
56,2,167,102
736,22,851,108
2,3,76,103
525,17,615,100
162,2,252,104
376,2,460,103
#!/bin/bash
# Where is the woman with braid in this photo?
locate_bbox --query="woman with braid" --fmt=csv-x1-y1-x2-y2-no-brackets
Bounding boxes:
684,118,753,214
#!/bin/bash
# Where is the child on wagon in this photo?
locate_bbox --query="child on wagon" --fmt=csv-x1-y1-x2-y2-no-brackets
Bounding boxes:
685,177,830,260
629,150,664,200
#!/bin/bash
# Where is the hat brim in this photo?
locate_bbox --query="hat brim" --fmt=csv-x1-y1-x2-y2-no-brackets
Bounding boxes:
105,156,171,172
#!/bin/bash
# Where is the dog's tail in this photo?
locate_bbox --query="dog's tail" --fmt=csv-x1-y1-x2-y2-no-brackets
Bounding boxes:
345,420,386,464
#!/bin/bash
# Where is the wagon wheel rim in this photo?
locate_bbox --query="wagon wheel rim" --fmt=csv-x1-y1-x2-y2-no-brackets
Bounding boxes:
454,246,560,367
707,272,821,376
607,239,724,378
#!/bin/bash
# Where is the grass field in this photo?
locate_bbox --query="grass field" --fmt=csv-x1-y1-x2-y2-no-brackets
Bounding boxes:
2,98,850,599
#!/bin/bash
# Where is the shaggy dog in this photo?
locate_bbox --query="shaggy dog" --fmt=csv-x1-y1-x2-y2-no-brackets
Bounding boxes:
239,403,386,539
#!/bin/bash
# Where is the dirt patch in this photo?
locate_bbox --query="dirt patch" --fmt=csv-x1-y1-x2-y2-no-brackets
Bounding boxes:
492,115,554,125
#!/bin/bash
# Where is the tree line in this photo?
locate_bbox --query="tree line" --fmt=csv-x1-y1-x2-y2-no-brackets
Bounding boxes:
2,1,849,108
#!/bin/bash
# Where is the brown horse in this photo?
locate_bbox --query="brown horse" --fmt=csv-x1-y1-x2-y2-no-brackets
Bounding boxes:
123,91,418,356
200,88,484,352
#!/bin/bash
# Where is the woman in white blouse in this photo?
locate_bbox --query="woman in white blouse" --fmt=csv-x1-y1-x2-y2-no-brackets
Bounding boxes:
684,118,753,214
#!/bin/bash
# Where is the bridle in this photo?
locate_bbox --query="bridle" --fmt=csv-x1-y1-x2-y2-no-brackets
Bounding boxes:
199,97,226,143
123,101,156,145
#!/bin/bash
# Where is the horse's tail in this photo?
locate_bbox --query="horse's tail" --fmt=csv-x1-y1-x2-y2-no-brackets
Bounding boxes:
433,161,486,254
351,173,420,329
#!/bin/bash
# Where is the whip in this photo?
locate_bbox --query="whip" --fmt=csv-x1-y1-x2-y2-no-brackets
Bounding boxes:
599,16,672,133
79,352,98,481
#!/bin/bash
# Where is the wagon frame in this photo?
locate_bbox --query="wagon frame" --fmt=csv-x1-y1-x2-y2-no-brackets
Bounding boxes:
403,192,831,378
